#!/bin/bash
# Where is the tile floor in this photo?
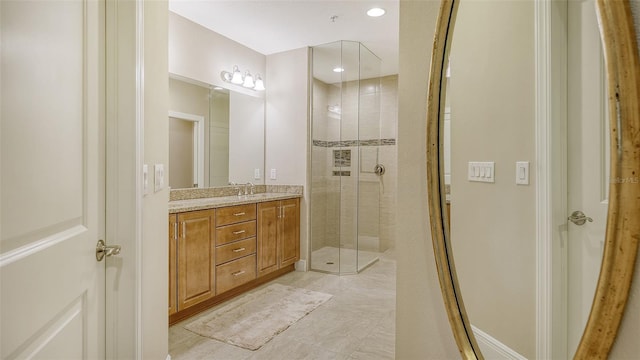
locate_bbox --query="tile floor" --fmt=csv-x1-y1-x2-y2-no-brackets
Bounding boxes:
169,249,396,360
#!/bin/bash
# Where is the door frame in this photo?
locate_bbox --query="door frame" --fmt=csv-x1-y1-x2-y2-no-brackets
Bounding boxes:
535,0,568,359
105,0,145,358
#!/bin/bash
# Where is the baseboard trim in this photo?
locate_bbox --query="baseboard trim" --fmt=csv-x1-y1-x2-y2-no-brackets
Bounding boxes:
472,325,528,360
295,259,307,271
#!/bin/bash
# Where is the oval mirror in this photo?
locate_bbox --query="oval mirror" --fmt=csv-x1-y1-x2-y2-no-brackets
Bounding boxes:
426,0,639,359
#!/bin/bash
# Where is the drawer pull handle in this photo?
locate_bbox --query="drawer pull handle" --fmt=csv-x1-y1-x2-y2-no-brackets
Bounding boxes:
232,270,246,277
232,247,246,253
233,212,246,216
232,230,246,235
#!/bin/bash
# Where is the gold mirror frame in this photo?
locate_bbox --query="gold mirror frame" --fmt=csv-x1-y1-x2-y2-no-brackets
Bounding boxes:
425,0,640,358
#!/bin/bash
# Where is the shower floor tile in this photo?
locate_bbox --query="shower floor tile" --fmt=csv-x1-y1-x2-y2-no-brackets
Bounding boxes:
310,246,380,274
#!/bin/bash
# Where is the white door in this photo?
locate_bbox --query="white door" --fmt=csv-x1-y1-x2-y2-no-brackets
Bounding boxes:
566,0,609,355
1,1,106,358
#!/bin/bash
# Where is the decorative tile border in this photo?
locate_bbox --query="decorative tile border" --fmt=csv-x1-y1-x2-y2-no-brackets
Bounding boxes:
312,138,396,147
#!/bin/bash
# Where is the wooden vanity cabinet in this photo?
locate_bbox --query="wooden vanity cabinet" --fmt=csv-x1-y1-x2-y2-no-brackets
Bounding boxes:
170,209,216,312
257,198,300,277
169,197,300,325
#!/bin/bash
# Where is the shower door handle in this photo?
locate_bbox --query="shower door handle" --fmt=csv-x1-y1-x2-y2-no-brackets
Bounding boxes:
374,164,385,176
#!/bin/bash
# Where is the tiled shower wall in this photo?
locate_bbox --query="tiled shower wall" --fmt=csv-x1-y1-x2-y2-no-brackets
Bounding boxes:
311,75,398,254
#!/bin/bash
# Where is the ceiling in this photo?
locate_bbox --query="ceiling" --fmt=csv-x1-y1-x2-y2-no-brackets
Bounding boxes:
168,0,400,79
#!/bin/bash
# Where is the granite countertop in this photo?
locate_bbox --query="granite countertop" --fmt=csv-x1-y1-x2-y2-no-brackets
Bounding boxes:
169,185,303,214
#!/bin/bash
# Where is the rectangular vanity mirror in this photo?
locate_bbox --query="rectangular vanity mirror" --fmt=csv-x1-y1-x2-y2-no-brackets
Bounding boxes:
169,76,265,189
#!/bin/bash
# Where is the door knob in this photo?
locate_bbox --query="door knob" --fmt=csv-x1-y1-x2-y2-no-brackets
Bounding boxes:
568,210,593,226
374,164,385,176
96,239,121,261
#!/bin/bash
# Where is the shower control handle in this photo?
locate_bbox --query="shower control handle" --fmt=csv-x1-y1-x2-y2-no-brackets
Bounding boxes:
374,164,385,176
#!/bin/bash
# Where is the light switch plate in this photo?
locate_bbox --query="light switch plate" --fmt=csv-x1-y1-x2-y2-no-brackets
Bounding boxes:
254,168,261,180
270,168,277,180
154,164,164,192
468,161,495,183
516,161,529,185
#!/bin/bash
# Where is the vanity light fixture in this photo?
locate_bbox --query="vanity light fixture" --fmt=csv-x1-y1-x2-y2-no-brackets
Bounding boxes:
366,7,386,17
220,65,265,91
333,67,345,73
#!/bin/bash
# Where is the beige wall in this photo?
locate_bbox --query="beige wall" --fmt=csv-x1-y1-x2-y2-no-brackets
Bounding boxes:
168,12,265,99
265,48,310,264
142,0,169,359
448,1,536,358
396,0,460,357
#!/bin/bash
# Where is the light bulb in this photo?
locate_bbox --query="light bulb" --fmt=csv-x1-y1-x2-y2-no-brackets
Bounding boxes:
254,75,265,91
230,65,243,84
243,71,255,88
367,8,385,17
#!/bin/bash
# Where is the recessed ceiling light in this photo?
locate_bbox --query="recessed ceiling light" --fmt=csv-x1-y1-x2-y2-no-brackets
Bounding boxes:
367,7,386,17
333,67,345,73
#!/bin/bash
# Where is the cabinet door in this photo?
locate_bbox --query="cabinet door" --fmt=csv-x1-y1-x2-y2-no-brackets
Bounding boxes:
177,210,216,310
257,201,279,276
169,215,177,316
280,198,300,267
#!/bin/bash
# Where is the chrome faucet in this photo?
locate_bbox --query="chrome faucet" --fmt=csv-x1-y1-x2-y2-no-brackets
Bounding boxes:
245,182,255,196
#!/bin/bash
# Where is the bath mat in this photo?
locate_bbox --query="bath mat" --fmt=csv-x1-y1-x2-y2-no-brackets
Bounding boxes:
184,283,333,350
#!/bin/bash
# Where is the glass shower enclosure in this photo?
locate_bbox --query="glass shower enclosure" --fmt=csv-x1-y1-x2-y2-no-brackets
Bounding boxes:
310,41,383,275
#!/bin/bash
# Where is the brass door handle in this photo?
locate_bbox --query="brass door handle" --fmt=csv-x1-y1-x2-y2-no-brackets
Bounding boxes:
96,239,121,262
568,210,593,226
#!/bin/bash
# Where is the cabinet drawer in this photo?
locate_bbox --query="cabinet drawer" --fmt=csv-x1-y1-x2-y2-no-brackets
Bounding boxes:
216,220,256,246
216,254,257,294
216,237,256,264
216,204,256,227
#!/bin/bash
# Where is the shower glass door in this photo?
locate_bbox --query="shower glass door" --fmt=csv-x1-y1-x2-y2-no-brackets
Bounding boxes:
310,40,382,275
356,43,382,273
